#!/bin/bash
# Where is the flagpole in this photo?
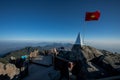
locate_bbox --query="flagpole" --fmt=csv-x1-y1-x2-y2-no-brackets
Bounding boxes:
82,11,87,46
82,18,86,46
83,10,100,46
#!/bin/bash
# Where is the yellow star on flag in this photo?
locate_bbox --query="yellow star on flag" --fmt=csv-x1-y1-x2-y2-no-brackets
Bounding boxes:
91,15,95,18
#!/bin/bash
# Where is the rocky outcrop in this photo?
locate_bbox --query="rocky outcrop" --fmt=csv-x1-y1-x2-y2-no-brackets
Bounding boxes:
100,50,120,66
0,62,20,79
0,45,120,79
50,48,58,56
5,63,20,79
0,62,6,75
81,46,120,78
82,46,103,61
17,45,120,79
29,50,39,58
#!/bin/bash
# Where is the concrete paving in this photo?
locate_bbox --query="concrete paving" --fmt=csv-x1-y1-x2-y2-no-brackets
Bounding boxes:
23,55,60,80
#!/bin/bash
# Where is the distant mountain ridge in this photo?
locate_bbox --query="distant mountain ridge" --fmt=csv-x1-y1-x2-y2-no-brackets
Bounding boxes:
0,41,120,57
0,42,73,56
0,42,73,57
43,42,73,49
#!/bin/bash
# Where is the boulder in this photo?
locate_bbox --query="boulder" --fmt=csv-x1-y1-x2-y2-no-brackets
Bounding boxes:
29,50,39,58
5,63,20,79
0,62,20,79
0,62,6,75
82,46,103,61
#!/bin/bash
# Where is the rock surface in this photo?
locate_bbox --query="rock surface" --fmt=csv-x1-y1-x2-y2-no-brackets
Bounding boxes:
82,46,103,61
0,62,20,79
29,50,39,58
0,45,120,79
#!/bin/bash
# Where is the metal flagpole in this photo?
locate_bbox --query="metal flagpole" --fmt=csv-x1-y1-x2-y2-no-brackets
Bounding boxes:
82,21,86,46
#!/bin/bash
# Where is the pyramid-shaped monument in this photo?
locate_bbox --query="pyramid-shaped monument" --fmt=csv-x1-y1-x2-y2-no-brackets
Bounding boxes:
71,33,85,61
72,32,82,51
75,32,82,45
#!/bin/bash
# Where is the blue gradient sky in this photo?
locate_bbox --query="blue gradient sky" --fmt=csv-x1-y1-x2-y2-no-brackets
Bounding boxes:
0,0,120,44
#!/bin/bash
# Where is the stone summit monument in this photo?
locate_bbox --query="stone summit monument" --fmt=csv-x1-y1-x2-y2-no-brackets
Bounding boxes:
71,32,86,61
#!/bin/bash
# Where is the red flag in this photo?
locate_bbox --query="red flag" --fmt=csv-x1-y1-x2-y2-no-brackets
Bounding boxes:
85,11,100,21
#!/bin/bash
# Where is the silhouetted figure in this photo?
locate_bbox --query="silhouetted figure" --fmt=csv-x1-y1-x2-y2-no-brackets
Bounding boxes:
54,57,69,80
13,58,29,79
15,58,24,69
72,60,86,80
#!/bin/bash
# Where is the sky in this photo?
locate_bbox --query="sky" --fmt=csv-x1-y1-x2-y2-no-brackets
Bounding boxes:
0,0,120,45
